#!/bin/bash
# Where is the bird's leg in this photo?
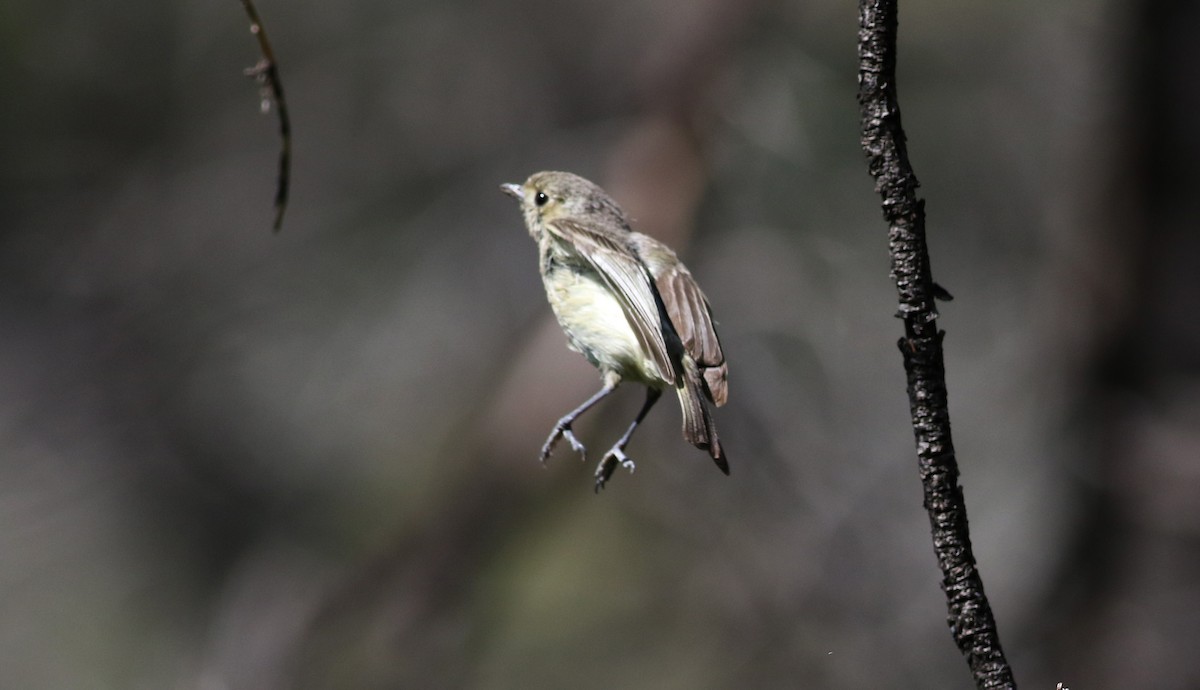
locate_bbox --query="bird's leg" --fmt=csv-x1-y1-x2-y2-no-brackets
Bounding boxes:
540,375,620,464
595,388,662,492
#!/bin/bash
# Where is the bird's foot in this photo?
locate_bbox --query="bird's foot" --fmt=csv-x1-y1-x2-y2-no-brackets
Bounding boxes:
540,423,587,464
593,446,636,492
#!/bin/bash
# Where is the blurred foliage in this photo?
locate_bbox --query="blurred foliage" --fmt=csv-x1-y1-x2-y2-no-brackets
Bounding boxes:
1,0,1197,688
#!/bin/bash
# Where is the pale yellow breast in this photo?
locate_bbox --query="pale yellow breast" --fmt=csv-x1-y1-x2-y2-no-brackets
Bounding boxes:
542,262,665,385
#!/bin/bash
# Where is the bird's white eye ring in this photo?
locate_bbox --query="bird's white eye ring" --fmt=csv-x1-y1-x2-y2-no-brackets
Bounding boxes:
535,191,549,206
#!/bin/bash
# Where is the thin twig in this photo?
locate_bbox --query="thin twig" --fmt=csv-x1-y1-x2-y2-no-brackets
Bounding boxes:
856,1,1017,688
240,0,291,231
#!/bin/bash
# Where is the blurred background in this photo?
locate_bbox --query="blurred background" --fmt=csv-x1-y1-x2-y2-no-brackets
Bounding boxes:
2,0,1197,687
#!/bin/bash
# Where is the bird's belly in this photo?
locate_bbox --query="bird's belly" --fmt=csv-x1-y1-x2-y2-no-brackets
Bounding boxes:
544,269,660,383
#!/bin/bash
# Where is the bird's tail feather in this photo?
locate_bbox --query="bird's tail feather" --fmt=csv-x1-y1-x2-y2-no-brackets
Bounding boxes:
678,367,729,475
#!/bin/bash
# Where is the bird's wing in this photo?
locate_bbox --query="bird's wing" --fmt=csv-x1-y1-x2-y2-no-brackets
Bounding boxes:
546,218,675,385
634,234,728,407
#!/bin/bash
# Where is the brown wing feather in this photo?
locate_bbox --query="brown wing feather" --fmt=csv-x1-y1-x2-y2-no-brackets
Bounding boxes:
633,234,728,407
546,219,676,385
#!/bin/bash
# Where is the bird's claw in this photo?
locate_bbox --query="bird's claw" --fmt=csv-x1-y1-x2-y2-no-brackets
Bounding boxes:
540,424,587,464
593,446,636,492
564,429,587,456
608,447,636,472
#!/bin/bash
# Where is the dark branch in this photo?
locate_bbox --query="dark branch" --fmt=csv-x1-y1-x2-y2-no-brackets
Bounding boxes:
857,1,1017,687
240,0,291,231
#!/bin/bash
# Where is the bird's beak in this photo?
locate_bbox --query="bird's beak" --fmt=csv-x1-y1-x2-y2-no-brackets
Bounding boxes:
500,183,524,200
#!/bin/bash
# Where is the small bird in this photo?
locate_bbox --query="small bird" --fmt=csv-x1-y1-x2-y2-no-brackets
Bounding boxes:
501,171,728,490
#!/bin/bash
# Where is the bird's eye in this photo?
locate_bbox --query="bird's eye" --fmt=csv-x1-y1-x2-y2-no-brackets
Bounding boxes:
535,191,549,206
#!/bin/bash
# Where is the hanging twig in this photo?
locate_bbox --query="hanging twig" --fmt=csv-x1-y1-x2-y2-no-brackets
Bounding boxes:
240,0,291,231
857,1,1017,688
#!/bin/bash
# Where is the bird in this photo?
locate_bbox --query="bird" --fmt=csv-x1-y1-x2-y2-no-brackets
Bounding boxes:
501,171,728,490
